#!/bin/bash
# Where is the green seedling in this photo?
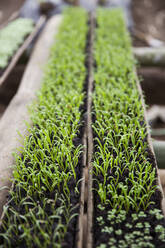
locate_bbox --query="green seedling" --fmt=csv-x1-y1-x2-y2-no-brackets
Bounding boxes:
93,8,165,248
0,7,88,247
0,18,34,69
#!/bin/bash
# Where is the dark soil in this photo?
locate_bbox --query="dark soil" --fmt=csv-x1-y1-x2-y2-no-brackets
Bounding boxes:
0,65,25,118
0,104,6,118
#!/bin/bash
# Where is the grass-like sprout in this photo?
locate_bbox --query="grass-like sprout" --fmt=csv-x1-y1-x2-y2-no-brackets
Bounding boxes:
0,8,88,247
93,8,165,247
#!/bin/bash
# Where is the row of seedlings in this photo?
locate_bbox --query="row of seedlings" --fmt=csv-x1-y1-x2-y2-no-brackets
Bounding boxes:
91,9,165,248
0,8,88,248
0,18,34,72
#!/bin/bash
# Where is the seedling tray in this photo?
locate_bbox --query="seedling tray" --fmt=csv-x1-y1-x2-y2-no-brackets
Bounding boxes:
0,15,62,218
0,10,86,248
0,16,46,86
87,9,165,248
0,7,165,248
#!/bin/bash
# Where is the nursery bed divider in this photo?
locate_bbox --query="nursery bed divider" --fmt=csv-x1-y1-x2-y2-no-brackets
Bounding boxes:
0,16,46,86
0,15,62,218
86,12,95,248
77,131,87,248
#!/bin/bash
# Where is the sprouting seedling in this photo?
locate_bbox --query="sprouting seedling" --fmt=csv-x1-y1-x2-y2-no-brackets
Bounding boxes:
97,204,105,211
0,18,34,69
115,229,122,235
92,15,163,248
97,216,104,226
0,7,88,247
102,226,114,234
74,177,84,195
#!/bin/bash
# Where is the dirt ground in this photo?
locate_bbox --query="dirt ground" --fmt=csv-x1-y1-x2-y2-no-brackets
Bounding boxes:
132,0,165,46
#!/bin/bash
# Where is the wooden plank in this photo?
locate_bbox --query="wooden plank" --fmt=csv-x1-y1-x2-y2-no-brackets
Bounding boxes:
87,12,95,248
159,169,165,189
0,15,62,219
76,131,87,248
0,16,46,86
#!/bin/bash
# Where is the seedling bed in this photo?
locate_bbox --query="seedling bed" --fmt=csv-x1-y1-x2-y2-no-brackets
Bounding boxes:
0,16,45,86
88,9,165,248
0,15,62,217
0,6,165,248
0,8,88,248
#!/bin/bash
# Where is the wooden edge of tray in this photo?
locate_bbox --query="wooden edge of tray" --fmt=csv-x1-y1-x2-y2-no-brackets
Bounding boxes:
159,169,165,191
0,15,46,86
86,12,95,248
135,73,165,215
0,14,62,220
76,130,87,248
